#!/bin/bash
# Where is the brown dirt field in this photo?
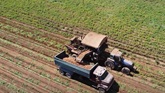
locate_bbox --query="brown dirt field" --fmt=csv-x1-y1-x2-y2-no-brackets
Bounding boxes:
0,86,10,93
0,17,165,93
0,69,39,93
0,58,71,93
110,71,164,93
0,64,47,93
0,45,96,93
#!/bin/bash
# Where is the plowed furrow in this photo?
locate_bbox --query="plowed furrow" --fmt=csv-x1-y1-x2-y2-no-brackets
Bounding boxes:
0,16,69,43
0,64,47,93
0,45,97,93
1,10,165,63
0,30,59,58
1,29,165,82
111,71,164,93
0,86,10,93
0,58,76,93
0,29,164,92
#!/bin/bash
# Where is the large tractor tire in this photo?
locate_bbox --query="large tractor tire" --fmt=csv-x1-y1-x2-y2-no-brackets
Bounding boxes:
121,67,130,75
105,60,115,70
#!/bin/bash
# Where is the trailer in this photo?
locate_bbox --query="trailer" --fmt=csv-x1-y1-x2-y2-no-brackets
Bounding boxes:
54,51,114,93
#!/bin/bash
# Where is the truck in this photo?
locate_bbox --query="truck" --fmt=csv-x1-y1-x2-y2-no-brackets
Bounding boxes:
54,51,114,93
65,32,137,75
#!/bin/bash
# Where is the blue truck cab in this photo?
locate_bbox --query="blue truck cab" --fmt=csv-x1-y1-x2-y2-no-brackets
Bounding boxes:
54,51,114,93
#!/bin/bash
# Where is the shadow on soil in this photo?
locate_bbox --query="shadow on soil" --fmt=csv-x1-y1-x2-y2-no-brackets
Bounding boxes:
72,74,119,93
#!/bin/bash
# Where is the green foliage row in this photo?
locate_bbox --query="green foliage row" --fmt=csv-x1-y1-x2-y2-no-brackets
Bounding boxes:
0,0,164,62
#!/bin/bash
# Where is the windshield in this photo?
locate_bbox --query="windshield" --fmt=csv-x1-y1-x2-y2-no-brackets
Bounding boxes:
100,71,108,80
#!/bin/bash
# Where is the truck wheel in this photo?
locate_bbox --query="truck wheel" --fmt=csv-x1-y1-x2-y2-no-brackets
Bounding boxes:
59,70,65,76
72,54,77,59
66,73,72,79
105,61,115,70
99,88,105,93
121,67,130,75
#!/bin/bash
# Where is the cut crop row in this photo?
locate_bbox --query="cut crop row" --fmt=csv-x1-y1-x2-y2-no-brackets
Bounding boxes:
0,22,164,88
0,17,165,68
1,30,164,93
1,8,164,64
0,40,96,93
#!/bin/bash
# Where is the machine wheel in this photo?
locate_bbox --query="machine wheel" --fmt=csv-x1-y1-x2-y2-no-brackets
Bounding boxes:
72,54,77,59
59,69,65,76
99,88,105,93
66,73,72,79
121,67,130,75
105,61,115,70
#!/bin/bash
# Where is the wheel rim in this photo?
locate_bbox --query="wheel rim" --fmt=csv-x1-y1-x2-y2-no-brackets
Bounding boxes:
59,70,64,75
66,73,71,78
122,67,130,74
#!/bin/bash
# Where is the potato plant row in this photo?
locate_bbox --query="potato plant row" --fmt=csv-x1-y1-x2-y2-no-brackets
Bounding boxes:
0,21,165,92
0,7,164,64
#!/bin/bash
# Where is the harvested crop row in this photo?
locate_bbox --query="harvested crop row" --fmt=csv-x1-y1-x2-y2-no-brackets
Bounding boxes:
1,17,165,69
1,22,165,79
1,56,75,93
0,28,164,92
0,61,50,93
0,16,164,92
1,8,164,63
1,27,165,84
110,71,165,93
0,42,97,93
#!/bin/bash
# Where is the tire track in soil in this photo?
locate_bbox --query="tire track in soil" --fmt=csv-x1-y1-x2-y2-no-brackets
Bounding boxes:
0,64,48,93
0,45,97,93
111,71,164,93
0,26,164,92
0,58,76,93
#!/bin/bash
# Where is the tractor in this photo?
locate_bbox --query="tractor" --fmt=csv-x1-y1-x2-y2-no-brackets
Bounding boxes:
105,48,137,75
